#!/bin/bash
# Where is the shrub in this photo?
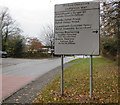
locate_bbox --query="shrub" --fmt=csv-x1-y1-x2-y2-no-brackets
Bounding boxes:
100,36,118,61
21,52,51,58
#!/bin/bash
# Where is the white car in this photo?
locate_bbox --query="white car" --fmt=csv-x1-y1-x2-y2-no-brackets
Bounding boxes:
48,49,54,54
0,51,7,58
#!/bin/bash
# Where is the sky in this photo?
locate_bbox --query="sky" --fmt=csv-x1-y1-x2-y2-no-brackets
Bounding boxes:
0,0,93,38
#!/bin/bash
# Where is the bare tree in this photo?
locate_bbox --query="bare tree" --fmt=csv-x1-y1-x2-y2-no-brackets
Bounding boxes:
40,24,54,48
0,7,22,51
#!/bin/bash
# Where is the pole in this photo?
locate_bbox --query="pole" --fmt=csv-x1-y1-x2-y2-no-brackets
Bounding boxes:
61,55,64,96
51,40,53,58
90,55,93,98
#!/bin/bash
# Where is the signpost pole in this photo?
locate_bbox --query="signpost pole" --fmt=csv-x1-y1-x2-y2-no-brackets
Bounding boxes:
90,55,93,98
61,55,64,96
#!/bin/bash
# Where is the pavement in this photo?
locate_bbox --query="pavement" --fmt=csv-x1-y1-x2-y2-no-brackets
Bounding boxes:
0,56,83,103
2,62,75,103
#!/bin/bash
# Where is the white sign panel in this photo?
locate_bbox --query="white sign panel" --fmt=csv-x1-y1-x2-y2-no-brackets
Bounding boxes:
54,2,100,55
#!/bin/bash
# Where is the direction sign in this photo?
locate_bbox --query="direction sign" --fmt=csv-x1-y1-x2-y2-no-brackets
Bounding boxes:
54,2,100,55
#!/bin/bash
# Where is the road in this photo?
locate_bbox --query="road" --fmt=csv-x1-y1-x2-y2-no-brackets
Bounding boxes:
0,56,81,101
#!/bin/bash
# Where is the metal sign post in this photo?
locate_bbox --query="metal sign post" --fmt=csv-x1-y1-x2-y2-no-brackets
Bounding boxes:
61,55,64,96
90,55,93,98
54,2,100,97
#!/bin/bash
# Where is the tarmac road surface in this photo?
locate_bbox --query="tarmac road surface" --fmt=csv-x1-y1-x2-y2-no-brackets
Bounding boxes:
0,56,81,101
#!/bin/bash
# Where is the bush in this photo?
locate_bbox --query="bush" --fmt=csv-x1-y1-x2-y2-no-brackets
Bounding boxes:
4,35,25,58
21,52,51,58
100,36,118,61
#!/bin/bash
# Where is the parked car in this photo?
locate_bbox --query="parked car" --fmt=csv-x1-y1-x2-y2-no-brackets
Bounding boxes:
48,49,54,54
0,51,7,58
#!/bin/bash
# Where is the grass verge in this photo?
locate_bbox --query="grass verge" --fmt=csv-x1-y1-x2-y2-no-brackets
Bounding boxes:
33,57,119,104
68,58,82,63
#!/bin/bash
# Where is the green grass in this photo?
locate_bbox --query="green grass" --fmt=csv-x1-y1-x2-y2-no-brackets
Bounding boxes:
33,57,119,104
68,58,82,63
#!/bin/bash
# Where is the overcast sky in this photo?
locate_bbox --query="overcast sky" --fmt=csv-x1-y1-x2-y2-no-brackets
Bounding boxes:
0,0,93,38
